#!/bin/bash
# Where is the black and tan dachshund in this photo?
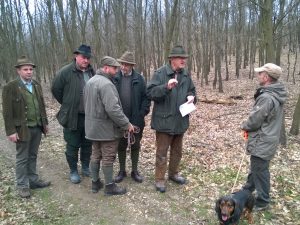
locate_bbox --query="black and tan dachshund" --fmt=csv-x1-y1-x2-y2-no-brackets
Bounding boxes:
215,189,255,225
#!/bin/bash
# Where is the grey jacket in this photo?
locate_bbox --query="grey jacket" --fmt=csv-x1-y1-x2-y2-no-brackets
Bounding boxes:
241,82,287,160
84,70,130,141
147,63,196,134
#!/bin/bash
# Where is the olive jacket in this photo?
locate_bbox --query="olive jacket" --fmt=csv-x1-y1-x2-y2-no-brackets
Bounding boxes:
84,70,130,141
147,63,197,135
51,60,94,130
2,78,48,141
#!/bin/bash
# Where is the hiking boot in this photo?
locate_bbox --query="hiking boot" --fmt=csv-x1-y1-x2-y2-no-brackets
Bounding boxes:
104,183,126,196
131,171,143,183
30,180,51,189
169,174,186,185
18,188,31,198
70,171,81,184
155,181,166,193
81,167,90,177
92,179,103,193
114,171,127,183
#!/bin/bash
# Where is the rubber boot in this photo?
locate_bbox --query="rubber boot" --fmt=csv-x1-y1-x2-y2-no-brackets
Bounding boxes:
66,153,81,184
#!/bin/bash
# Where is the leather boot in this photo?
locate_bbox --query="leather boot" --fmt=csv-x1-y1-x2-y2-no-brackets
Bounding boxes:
104,183,127,196
131,171,143,183
169,174,186,185
92,179,103,193
114,171,127,183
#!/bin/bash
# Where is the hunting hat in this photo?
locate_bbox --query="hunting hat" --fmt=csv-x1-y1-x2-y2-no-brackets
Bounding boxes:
254,63,282,79
73,44,92,58
100,56,121,67
15,55,36,68
168,45,189,58
117,51,136,65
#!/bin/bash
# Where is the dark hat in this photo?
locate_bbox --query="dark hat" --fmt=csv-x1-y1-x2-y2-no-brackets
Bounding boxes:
101,56,121,67
15,55,36,68
73,44,92,58
168,45,189,58
117,51,136,65
254,63,282,80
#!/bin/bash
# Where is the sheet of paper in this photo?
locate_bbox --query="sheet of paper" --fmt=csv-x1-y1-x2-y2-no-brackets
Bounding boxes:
179,102,196,117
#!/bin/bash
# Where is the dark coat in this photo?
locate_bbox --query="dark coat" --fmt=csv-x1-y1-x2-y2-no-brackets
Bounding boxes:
51,60,94,130
147,63,196,134
2,78,48,141
114,69,150,129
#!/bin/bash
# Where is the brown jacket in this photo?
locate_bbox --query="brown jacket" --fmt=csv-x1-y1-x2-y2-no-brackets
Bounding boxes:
2,78,48,141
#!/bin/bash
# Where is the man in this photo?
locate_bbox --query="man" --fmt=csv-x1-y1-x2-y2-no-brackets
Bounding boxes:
2,56,50,198
242,63,287,211
147,45,196,193
51,44,95,184
84,56,134,195
113,51,150,183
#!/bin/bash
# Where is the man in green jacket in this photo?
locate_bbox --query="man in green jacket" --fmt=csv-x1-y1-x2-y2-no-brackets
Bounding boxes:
84,56,134,195
242,63,287,211
51,44,95,184
2,56,50,198
147,45,196,193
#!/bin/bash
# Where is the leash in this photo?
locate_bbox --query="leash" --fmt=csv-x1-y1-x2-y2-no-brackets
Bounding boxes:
124,126,140,153
231,131,248,193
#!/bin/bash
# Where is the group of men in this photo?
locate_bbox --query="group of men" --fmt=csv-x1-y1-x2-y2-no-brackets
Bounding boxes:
2,44,286,212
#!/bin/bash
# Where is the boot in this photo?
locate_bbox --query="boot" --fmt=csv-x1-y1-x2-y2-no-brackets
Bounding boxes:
114,171,127,183
70,170,81,184
104,183,127,196
92,179,103,193
66,153,81,184
131,171,143,183
90,162,100,182
81,165,90,177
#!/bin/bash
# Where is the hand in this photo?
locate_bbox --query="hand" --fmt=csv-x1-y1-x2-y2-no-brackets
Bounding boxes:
8,133,19,143
187,95,195,103
167,78,178,90
242,130,248,140
127,123,134,133
43,125,49,134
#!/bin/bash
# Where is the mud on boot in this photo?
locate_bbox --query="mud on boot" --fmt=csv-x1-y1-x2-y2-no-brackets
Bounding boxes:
104,182,126,196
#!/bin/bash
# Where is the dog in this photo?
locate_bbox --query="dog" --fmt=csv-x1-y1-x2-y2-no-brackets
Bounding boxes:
215,189,255,225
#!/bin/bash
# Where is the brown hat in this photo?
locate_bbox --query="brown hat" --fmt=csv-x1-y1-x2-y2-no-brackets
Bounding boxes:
168,45,189,58
100,56,121,67
117,51,136,65
254,63,282,79
15,55,36,68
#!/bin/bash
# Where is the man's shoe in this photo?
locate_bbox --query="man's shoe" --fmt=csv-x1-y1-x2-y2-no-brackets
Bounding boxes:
70,171,81,184
30,180,51,189
114,171,127,183
104,183,127,196
18,188,31,198
169,174,186,185
92,179,103,193
155,182,166,193
131,171,143,183
254,205,269,212
81,167,90,177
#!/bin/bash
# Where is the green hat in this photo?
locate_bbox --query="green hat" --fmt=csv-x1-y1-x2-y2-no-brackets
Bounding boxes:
15,55,36,68
100,56,121,67
168,45,188,58
117,51,136,65
73,44,92,58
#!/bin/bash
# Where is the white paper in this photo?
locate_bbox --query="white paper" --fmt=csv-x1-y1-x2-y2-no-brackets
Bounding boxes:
179,102,196,117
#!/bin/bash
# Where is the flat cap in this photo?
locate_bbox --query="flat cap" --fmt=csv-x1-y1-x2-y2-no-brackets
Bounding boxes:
100,56,121,67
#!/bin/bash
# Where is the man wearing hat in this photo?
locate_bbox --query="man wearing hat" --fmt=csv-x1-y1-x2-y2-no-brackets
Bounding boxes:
113,51,150,183
51,44,95,184
147,45,196,193
2,56,50,198
241,63,287,211
84,56,134,195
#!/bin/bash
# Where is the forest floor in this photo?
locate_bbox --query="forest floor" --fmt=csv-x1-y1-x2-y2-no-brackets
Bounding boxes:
0,67,300,225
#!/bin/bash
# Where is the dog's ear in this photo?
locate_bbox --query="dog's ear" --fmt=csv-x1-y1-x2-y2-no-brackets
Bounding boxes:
215,197,222,217
231,199,242,221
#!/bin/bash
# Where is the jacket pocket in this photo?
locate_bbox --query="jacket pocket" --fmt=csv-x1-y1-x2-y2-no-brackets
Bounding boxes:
56,106,69,127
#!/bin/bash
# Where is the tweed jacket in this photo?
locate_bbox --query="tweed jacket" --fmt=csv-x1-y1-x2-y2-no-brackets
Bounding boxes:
2,78,48,141
84,70,130,141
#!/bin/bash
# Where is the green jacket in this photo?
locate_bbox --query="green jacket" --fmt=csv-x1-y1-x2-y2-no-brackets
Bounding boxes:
147,63,196,134
2,78,48,141
51,60,94,130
